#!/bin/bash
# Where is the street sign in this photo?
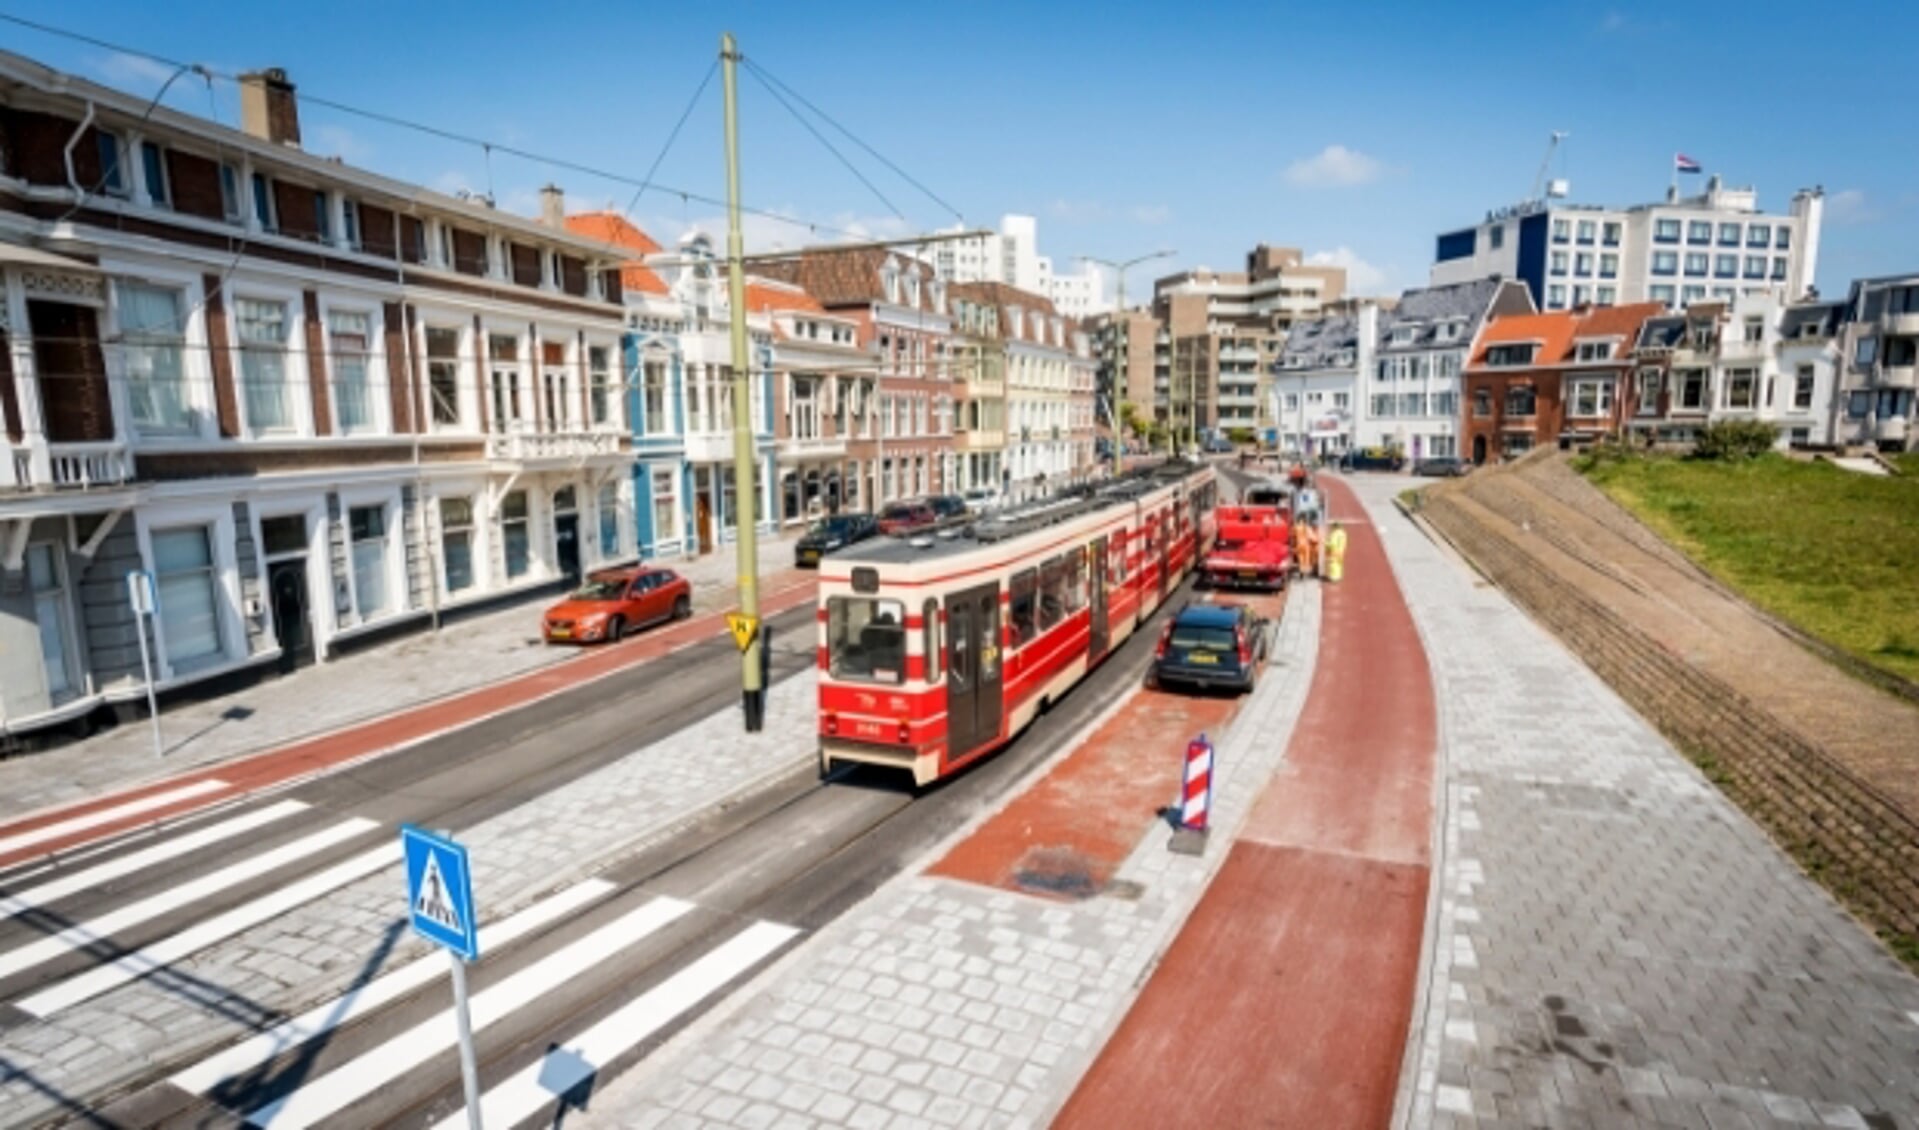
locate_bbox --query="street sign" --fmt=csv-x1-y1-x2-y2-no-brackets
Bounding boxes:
127,571,162,759
126,570,154,613
402,826,478,962
726,611,758,653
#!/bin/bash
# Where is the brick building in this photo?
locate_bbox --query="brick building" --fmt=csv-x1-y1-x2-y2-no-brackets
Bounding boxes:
1462,303,1663,463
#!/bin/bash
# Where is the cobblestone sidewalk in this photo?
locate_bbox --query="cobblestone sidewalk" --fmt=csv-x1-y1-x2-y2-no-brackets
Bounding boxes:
1351,478,1919,1130
577,582,1324,1130
0,535,798,822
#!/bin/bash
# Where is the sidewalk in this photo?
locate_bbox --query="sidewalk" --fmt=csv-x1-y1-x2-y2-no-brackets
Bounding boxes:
0,534,801,824
1352,475,1919,1128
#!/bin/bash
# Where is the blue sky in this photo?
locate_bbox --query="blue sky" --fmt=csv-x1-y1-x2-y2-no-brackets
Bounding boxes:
7,1,1914,300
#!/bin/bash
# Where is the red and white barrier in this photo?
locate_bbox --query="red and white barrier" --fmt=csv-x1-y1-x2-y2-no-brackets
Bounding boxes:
1180,734,1215,831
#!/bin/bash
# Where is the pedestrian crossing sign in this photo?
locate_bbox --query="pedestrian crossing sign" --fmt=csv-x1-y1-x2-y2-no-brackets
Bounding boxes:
402,825,479,961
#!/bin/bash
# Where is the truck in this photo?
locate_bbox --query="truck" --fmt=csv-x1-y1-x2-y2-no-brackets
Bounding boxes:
1200,502,1292,591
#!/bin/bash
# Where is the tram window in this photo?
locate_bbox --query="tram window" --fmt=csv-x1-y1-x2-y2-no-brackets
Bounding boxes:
827,596,907,684
1065,549,1087,613
1039,555,1067,630
1009,569,1038,647
1109,534,1126,582
923,598,942,684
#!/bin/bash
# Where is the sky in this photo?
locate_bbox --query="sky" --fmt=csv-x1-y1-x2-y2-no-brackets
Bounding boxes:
6,1,1914,302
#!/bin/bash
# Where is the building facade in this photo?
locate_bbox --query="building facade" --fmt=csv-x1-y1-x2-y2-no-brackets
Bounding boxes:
1272,307,1374,458
1833,275,1919,452
930,214,1106,320
0,54,635,741
946,284,1008,495
1432,178,1823,314
1358,279,1535,458
1462,304,1664,463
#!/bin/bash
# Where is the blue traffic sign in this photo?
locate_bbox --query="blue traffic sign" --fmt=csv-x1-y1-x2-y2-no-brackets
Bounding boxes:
402,826,478,961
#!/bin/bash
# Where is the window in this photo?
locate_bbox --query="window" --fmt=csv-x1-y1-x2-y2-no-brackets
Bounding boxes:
1371,393,1394,418
1655,219,1682,243
1333,391,1351,409
1547,285,1566,308
1744,256,1766,280
426,327,461,426
114,280,191,434
1505,386,1536,416
437,224,455,269
1855,337,1877,367
1576,220,1595,244
1650,284,1676,304
1877,388,1914,419
1794,366,1815,410
1637,368,1661,414
1723,369,1756,410
1743,318,1764,344
1715,254,1738,278
440,497,475,593
922,598,942,684
251,172,276,230
1602,221,1621,246
588,346,612,426
341,199,361,249
501,490,531,579
1551,218,1570,243
313,191,332,242
648,467,678,548
1746,224,1770,248
489,333,522,432
1771,258,1788,281
1716,222,1739,246
1575,341,1612,362
1775,227,1792,250
643,360,669,436
1651,251,1678,276
1009,568,1038,647
827,597,906,684
1600,253,1619,279
1847,390,1870,418
219,163,243,221
1681,285,1705,305
1677,368,1707,410
95,131,127,197
349,504,390,618
328,310,374,433
1432,390,1458,416
1399,393,1424,416
139,141,169,207
1686,220,1712,244
598,481,621,558
235,298,292,431
1488,224,1505,250
1573,285,1591,307
1550,251,1569,275
1569,379,1614,418
27,544,73,696
1485,343,1536,367
152,526,221,665
1684,253,1709,277
1597,286,1616,306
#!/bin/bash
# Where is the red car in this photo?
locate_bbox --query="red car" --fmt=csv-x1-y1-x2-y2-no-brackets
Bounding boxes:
542,566,691,644
876,500,937,536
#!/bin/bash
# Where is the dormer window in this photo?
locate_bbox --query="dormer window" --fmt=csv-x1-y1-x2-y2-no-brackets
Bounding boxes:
1574,340,1613,362
931,280,946,314
1392,327,1414,345
1484,343,1537,367
906,272,921,308
882,264,900,305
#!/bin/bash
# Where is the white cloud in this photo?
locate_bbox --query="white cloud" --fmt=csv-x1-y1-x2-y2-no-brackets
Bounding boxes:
1825,188,1880,226
1307,247,1392,294
1284,144,1383,189
89,51,187,92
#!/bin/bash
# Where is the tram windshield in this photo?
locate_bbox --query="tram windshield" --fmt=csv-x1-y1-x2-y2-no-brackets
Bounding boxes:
828,596,908,684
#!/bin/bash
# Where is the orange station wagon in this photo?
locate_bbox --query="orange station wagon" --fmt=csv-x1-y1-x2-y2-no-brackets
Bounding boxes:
541,567,692,644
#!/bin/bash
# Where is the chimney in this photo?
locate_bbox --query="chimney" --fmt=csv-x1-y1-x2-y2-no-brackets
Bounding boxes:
539,184,565,228
238,69,301,147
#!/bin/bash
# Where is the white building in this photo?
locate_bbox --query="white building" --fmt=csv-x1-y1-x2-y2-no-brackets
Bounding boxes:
1358,279,1535,458
1270,306,1376,458
1431,177,1824,313
932,214,1107,319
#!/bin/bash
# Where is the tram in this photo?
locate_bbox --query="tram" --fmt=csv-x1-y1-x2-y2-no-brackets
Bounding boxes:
816,460,1219,785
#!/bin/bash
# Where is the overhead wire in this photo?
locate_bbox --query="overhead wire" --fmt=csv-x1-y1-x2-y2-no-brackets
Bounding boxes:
741,61,904,226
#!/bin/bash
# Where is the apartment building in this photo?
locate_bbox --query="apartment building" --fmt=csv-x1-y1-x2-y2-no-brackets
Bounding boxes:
751,279,877,526
1462,303,1664,462
756,247,957,504
948,284,1092,500
1087,308,1157,443
1833,275,1919,452
930,213,1106,319
1356,279,1535,459
946,284,1008,494
0,53,634,741
1272,307,1374,458
1432,177,1823,313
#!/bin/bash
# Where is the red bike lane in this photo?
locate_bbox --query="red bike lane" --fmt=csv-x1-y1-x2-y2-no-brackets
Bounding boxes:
0,572,818,871
1056,476,1438,1129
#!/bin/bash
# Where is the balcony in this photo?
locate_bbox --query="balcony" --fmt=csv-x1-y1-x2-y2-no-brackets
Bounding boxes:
485,429,628,466
1882,311,1919,336
3,441,135,493
958,428,1004,451
1880,363,1917,389
777,435,848,463
1878,416,1909,445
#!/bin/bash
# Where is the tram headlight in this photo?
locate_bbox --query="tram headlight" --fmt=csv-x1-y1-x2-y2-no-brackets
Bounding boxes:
824,712,838,735
897,720,912,744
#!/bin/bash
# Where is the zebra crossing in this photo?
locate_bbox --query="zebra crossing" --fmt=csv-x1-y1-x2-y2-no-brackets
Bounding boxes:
0,791,805,1129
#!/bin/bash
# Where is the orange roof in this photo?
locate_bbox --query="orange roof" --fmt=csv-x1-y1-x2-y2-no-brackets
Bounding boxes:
563,211,668,295
1471,301,1665,367
745,280,826,314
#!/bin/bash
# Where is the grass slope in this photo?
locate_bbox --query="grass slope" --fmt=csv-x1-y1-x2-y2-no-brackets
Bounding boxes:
1582,454,1919,684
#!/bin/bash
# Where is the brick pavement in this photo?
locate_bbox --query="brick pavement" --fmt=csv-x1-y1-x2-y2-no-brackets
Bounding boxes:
1342,476,1919,1130
575,581,1324,1130
0,673,819,1127
0,535,798,822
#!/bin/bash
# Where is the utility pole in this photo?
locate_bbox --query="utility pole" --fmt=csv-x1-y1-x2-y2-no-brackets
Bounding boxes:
722,31,764,732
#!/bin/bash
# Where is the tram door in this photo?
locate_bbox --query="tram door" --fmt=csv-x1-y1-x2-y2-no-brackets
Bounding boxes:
1088,538,1110,658
945,582,1004,757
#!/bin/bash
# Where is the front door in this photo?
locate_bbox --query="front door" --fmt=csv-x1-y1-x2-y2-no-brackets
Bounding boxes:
1472,434,1488,465
268,560,314,673
1088,537,1110,659
555,514,581,582
945,582,1003,760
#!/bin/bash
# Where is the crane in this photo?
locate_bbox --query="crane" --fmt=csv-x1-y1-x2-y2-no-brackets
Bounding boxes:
1530,130,1570,204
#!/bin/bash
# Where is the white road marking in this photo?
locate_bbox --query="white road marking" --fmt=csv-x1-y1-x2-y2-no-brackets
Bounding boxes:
429,920,799,1130
17,840,400,1017
244,896,696,1129
0,818,375,984
0,801,310,920
0,779,229,859
170,879,615,1096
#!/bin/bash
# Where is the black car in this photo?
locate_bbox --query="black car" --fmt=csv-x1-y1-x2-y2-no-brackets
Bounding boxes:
1339,448,1407,472
927,495,970,522
794,513,878,567
1413,456,1470,478
1151,603,1270,694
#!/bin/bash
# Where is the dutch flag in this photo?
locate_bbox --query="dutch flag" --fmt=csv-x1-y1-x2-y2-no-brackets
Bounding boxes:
1674,152,1702,175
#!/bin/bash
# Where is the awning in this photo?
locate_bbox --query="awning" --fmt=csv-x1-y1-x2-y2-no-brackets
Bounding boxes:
0,243,97,271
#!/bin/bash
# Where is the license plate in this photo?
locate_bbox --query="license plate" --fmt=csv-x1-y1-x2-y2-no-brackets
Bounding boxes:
1239,569,1258,579
1187,651,1218,665
802,550,819,561
549,627,571,639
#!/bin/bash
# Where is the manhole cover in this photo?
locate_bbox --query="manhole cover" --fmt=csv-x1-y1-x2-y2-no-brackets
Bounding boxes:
1011,846,1103,900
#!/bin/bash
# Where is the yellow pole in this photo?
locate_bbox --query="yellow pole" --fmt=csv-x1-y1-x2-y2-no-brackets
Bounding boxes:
721,31,763,731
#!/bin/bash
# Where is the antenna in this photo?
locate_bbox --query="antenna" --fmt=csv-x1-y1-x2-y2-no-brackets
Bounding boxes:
1530,130,1570,203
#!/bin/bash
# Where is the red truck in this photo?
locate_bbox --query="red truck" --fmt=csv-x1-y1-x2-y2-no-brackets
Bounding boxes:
1201,503,1292,590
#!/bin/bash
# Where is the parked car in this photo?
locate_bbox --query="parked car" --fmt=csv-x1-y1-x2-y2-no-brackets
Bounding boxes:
876,500,937,536
542,566,691,644
1412,456,1471,478
1151,603,1270,694
794,513,879,567
927,495,970,523
961,487,1004,514
1339,447,1407,472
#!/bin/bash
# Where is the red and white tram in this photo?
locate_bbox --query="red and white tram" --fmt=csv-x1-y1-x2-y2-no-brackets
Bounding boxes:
816,461,1219,785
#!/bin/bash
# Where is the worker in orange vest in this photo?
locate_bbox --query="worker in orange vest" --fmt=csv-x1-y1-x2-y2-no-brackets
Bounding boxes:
1293,517,1320,578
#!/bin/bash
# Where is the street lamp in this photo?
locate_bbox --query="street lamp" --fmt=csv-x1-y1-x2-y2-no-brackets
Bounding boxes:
1080,250,1175,475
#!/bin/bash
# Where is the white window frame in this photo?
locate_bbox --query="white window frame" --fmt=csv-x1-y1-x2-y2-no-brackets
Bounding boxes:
134,502,245,680
338,485,404,627
226,279,311,438
432,487,487,601
318,297,389,436
585,338,619,430
483,323,528,434
417,312,473,433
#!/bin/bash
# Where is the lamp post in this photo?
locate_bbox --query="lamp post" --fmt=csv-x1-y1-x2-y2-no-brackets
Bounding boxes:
1079,250,1175,475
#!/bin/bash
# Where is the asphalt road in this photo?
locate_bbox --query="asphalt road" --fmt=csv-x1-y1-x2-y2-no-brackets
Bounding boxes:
1,566,1183,1129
